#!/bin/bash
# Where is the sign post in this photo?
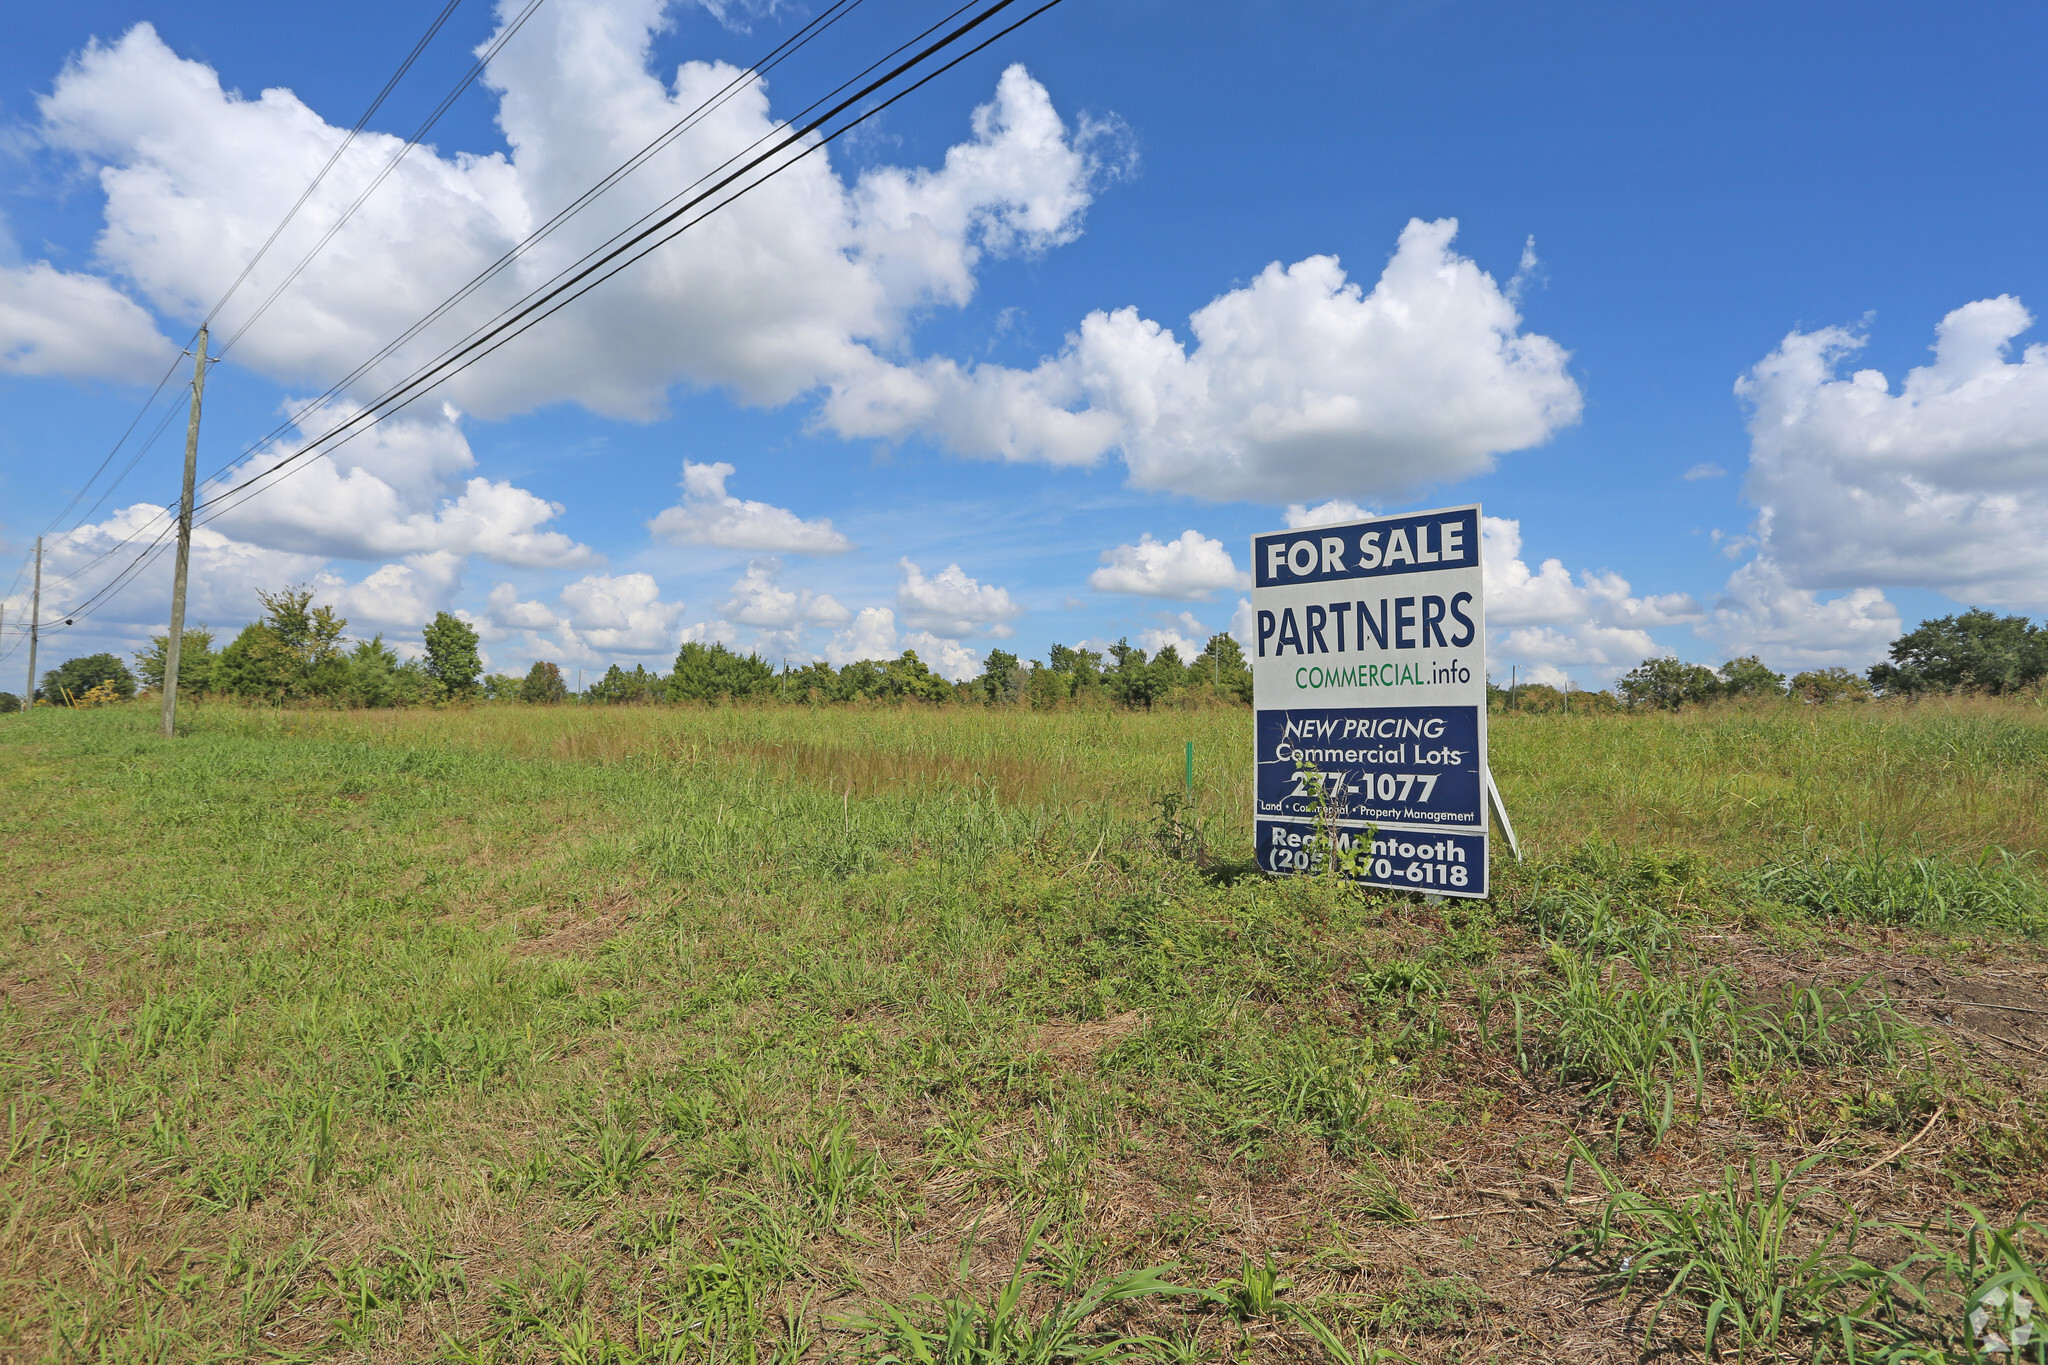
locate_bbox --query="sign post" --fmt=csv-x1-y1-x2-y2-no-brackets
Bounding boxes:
1250,505,1491,898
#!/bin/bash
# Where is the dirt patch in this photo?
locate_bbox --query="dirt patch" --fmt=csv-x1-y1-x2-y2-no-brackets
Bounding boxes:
1031,1010,1146,1064
1735,945,2048,1066
510,891,637,959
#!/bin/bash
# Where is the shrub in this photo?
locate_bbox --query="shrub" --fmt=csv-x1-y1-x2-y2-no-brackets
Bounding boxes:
667,642,775,702
1618,656,1720,709
133,626,217,696
1717,654,1786,698
422,612,483,700
1869,609,2048,696
339,636,434,708
1789,667,1871,704
41,653,136,704
519,661,569,704
212,587,347,701
587,664,663,704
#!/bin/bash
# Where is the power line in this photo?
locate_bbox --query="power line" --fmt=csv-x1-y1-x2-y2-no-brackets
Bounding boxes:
61,0,902,562
196,0,1047,524
215,0,550,358
44,0,1070,637
202,0,468,338
193,0,881,499
24,0,484,555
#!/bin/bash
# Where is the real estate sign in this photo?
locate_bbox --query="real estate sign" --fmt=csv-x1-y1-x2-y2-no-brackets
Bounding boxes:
1249,505,1490,898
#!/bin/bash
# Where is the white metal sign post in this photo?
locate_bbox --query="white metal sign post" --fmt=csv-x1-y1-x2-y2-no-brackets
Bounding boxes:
1250,504,1491,898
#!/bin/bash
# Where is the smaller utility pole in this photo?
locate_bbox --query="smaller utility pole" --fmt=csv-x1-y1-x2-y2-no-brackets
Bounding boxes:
161,326,208,738
25,537,42,707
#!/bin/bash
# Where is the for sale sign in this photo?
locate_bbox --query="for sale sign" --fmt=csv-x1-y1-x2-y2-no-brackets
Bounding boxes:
1250,505,1489,897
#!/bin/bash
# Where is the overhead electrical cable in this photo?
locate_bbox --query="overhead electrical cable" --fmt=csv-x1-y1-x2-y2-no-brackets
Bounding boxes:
194,0,882,495
216,0,551,358
193,0,1054,525
23,0,478,563
47,0,1069,633
206,0,469,338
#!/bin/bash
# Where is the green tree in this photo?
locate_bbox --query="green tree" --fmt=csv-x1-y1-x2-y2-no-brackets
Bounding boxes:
587,663,663,704
786,660,842,701
976,648,1023,703
42,653,136,704
1193,632,1252,702
667,642,775,702
338,636,433,708
1617,655,1720,710
215,587,349,701
1023,662,1073,708
1868,609,2048,695
0,693,19,714
133,626,217,696
1716,654,1786,698
1508,682,1566,713
1046,643,1104,686
1790,667,1872,704
519,661,569,704
1147,643,1188,699
1106,639,1165,710
834,658,888,701
212,625,288,700
879,650,953,702
422,612,483,700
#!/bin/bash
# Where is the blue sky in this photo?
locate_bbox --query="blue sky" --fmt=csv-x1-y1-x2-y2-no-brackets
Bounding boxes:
4,0,2046,688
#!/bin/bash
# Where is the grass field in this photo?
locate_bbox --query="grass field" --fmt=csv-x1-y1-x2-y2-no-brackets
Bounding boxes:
6,697,2048,1363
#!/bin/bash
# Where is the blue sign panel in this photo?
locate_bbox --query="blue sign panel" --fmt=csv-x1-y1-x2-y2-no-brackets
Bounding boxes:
1252,508,1482,589
1250,503,1490,899
1254,818,1488,898
1255,706,1482,829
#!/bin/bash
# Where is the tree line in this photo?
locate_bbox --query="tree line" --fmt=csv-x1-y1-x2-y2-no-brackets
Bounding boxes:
1609,608,2048,711
1,585,1254,712
7,595,2034,717
561,634,1254,708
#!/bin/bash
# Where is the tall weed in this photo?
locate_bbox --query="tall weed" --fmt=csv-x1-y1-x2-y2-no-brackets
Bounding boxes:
1749,840,2048,935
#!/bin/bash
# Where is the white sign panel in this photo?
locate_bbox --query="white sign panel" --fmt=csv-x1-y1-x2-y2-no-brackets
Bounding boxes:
1249,504,1490,897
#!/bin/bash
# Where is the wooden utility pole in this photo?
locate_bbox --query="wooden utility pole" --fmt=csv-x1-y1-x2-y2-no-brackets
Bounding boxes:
161,326,208,738
25,537,42,707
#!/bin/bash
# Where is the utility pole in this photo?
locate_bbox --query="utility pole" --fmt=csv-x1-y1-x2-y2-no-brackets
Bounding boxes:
161,326,208,738
25,537,42,707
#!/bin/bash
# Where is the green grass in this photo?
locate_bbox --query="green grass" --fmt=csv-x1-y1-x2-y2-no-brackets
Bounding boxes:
4,696,2048,1363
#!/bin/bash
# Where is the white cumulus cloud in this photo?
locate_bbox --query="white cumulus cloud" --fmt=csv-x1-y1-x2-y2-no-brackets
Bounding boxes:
896,558,1022,638
1736,295,2048,608
0,257,169,381
902,631,981,682
718,557,850,630
483,571,684,664
1695,557,1901,670
34,14,1109,422
315,551,463,628
202,402,591,568
1284,499,1372,528
1481,516,1702,677
647,461,851,553
2,502,323,656
1138,626,1203,659
825,218,1582,503
1088,530,1247,599
824,605,899,665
